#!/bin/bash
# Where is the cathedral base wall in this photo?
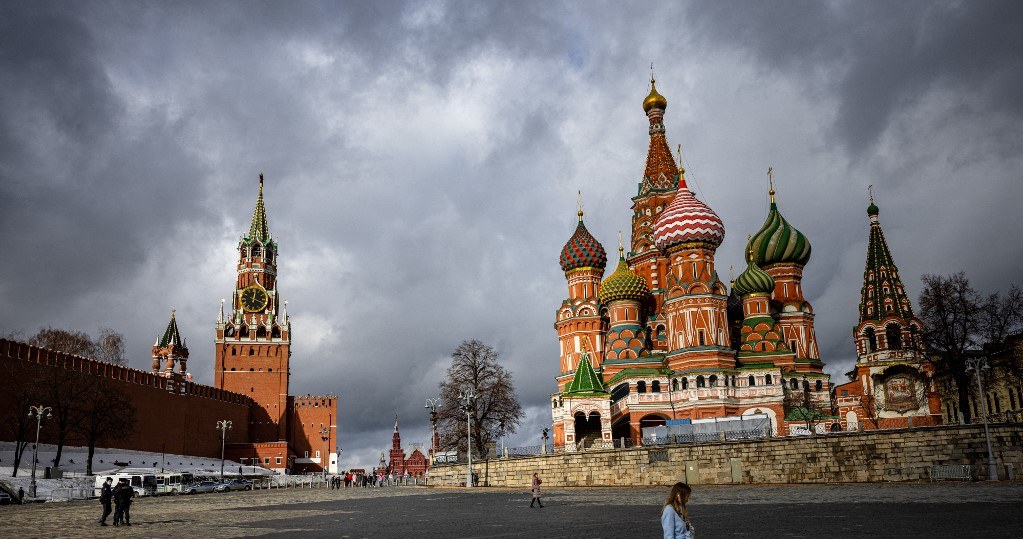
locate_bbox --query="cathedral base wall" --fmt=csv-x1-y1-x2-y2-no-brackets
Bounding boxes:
429,423,1023,486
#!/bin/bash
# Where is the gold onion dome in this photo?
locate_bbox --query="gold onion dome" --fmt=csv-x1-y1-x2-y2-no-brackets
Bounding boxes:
749,186,811,267
643,79,667,113
600,244,649,304
733,254,775,297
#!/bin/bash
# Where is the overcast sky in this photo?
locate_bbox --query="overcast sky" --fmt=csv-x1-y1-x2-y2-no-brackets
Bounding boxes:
2,1,1021,470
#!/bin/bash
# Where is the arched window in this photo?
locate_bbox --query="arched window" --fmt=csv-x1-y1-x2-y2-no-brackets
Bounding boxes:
252,244,261,257
231,348,236,356
865,328,877,352
765,374,773,385
696,376,705,388
681,378,689,390
637,381,647,394
698,331,706,346
672,379,679,392
790,378,798,390
748,375,756,387
815,380,823,392
651,381,661,393
886,324,902,349
225,325,235,337
709,375,718,387
249,347,255,356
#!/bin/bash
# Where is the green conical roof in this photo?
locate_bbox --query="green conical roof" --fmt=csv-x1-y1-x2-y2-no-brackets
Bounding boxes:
859,198,915,323
749,188,811,267
599,247,649,304
564,353,607,396
158,310,185,348
246,174,270,243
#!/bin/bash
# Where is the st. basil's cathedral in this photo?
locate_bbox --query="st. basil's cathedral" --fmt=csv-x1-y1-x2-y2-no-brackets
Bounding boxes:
551,79,941,449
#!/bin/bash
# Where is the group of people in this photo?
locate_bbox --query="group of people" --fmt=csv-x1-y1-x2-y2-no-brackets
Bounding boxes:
327,471,391,489
98,477,135,527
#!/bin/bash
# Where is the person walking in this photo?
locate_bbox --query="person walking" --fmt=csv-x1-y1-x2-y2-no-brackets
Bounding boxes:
112,478,135,526
98,477,114,526
17,487,24,504
530,473,543,508
661,482,694,539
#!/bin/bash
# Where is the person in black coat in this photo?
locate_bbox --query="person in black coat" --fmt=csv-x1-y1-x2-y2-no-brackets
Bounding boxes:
98,477,114,526
112,479,135,526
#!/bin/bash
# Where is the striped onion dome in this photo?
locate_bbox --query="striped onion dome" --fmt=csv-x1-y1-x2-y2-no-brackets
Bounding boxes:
749,189,811,267
732,258,775,297
560,210,607,272
652,187,725,251
600,249,649,304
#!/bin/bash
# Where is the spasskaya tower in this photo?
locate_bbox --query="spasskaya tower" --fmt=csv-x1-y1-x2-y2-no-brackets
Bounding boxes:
215,173,292,443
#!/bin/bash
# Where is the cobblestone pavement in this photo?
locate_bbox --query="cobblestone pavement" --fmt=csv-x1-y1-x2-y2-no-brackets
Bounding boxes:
1,483,1021,538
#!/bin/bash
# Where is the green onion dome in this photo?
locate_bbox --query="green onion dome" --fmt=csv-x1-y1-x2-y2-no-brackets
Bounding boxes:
868,199,879,216
733,258,775,297
560,210,608,272
600,248,649,304
749,189,811,267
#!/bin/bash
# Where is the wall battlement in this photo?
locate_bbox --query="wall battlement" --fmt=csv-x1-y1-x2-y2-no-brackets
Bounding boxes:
292,395,338,408
0,339,251,406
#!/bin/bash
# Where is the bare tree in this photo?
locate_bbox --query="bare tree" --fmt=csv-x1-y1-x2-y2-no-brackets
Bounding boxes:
436,340,523,459
77,384,136,475
919,274,1023,422
27,326,127,366
1,371,44,477
784,381,831,434
94,327,127,365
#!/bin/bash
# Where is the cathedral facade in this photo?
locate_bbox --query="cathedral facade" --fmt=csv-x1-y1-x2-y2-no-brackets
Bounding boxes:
551,80,832,449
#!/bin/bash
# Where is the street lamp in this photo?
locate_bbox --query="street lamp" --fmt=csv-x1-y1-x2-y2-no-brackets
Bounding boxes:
27,405,52,499
965,357,999,481
216,420,233,479
319,427,331,479
541,427,550,455
425,398,441,464
458,388,476,488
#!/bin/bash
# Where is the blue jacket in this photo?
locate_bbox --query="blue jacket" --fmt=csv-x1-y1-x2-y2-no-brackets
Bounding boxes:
661,505,691,539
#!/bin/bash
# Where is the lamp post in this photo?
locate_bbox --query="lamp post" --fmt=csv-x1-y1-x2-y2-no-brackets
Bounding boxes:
216,420,233,479
319,427,331,479
425,398,440,464
27,405,52,499
458,388,476,488
541,427,549,455
966,357,999,481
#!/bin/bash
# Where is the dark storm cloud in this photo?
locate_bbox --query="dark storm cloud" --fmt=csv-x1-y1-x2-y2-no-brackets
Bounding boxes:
2,1,1021,469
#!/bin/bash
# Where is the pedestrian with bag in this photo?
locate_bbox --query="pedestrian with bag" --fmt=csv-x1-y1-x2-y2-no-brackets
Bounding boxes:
661,482,694,539
98,477,114,526
529,472,543,508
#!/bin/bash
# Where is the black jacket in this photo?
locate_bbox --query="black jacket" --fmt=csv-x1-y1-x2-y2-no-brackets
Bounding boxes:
100,482,113,503
113,484,135,504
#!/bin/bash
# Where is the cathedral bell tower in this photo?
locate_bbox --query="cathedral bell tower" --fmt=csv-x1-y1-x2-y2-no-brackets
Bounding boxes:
152,310,189,393
215,173,292,443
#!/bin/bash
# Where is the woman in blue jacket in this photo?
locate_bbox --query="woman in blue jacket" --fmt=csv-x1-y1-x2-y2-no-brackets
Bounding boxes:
661,482,693,538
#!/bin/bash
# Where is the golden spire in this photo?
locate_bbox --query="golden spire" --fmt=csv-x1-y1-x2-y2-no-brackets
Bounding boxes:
746,234,754,262
643,65,668,113
729,264,735,284
171,309,176,318
677,144,686,177
768,167,775,204
577,190,584,220
618,230,624,259
868,184,874,204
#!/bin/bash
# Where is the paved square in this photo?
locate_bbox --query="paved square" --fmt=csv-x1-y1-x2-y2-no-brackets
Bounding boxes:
1,483,1021,538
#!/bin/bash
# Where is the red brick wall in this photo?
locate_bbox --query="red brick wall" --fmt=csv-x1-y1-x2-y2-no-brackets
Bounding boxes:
0,339,250,459
289,395,338,472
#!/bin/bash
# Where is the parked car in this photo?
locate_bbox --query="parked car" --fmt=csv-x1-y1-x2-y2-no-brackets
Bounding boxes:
182,481,219,495
0,492,12,505
214,478,253,492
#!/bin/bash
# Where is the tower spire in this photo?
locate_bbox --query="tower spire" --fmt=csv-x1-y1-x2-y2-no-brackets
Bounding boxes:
640,74,678,192
859,190,912,324
248,173,270,242
577,190,583,221
768,167,776,205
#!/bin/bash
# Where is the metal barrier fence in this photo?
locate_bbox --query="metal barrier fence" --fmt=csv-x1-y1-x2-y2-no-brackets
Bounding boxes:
47,487,93,502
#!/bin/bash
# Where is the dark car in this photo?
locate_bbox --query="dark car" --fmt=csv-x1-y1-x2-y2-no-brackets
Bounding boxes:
213,479,252,492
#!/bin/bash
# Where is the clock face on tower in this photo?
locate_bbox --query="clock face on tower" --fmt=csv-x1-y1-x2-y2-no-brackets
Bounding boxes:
240,285,269,313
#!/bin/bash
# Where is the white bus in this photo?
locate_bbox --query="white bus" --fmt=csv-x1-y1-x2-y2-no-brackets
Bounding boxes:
155,472,193,495
93,471,158,497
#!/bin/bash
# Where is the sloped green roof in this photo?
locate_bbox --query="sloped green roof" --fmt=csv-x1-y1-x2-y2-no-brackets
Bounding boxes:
158,311,185,348
605,367,667,387
246,174,270,243
858,198,915,323
564,354,607,395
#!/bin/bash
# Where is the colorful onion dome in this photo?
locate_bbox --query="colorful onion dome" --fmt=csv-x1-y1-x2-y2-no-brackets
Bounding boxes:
749,187,811,267
643,79,667,113
733,258,775,297
652,187,725,251
560,209,607,272
600,244,649,304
